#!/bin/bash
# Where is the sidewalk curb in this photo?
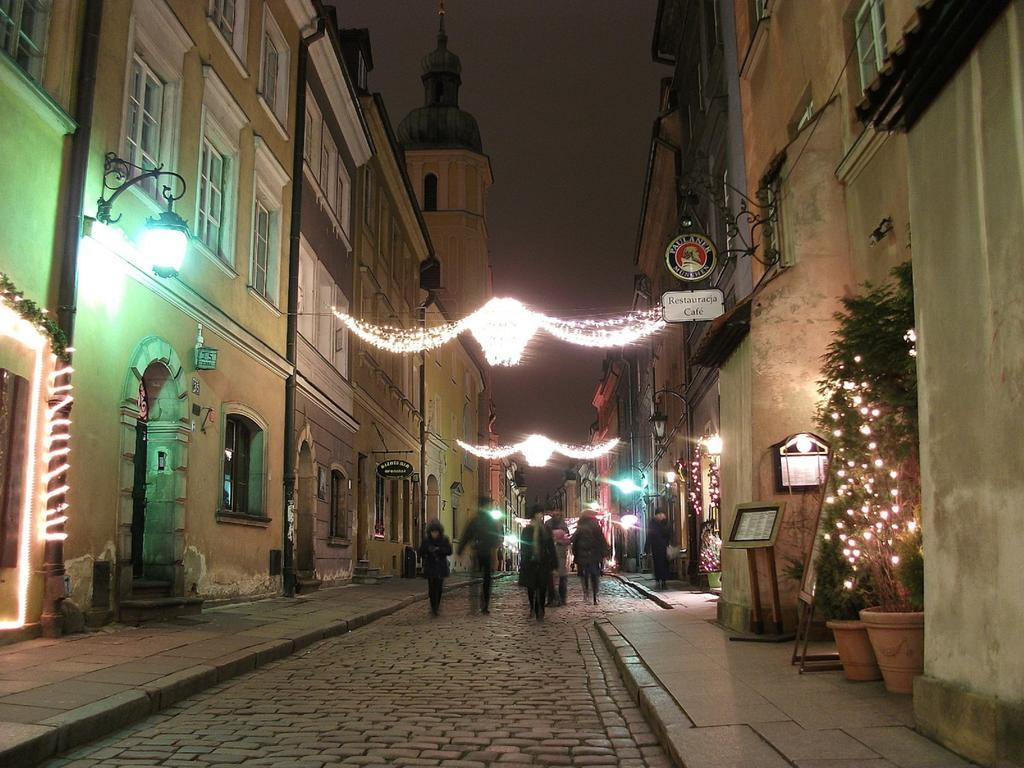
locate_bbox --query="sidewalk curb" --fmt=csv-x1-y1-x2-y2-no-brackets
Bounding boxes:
610,573,675,609
7,577,481,768
594,618,694,768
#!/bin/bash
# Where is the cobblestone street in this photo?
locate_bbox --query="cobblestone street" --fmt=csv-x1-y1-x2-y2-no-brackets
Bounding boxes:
44,579,671,768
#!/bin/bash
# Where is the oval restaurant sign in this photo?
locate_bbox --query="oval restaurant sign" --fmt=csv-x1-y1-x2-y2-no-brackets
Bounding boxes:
377,459,414,479
665,233,717,282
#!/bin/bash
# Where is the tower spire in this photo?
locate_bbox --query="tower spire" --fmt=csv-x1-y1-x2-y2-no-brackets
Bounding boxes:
438,1,446,39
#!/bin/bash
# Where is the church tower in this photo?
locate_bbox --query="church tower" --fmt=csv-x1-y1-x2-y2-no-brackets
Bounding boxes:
397,6,493,319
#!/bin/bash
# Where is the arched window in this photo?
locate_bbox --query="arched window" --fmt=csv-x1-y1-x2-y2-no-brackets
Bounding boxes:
223,414,265,517
423,173,438,212
330,469,347,538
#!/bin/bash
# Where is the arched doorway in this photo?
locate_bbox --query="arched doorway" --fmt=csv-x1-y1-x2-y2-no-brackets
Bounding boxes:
426,474,439,523
296,441,317,586
129,361,182,590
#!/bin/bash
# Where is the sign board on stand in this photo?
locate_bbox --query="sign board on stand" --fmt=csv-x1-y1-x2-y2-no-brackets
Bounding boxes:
724,502,788,639
661,289,725,323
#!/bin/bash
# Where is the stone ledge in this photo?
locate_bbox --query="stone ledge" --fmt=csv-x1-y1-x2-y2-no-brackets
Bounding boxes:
41,689,152,753
0,722,58,767
609,574,676,609
594,619,693,767
914,674,1023,766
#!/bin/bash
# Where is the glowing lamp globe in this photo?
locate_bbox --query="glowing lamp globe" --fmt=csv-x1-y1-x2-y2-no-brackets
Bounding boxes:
620,514,639,529
794,435,814,454
487,508,503,520
141,210,190,278
609,477,644,495
703,434,723,457
665,470,677,484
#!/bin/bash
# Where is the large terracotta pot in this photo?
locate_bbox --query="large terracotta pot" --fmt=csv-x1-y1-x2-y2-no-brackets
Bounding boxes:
859,608,924,694
826,619,881,681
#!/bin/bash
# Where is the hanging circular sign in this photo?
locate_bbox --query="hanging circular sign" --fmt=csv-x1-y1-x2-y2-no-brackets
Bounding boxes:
665,233,717,282
377,459,414,479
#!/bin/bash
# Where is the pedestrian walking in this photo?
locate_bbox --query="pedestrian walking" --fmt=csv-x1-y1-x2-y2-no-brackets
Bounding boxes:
648,508,673,590
519,506,558,620
418,519,452,617
457,499,503,614
573,510,609,604
551,515,571,606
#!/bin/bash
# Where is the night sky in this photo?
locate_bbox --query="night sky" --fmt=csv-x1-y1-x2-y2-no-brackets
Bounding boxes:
338,1,663,497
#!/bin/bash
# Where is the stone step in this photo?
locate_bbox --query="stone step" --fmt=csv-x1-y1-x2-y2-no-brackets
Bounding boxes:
130,579,173,598
352,574,393,585
119,596,203,624
295,575,322,594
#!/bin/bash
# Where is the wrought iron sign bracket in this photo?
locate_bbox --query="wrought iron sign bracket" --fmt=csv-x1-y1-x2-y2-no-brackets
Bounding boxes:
96,152,187,224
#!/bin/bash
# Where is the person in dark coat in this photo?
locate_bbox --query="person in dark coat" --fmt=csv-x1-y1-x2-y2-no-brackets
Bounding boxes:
550,515,571,606
572,511,609,604
457,499,503,614
418,519,452,616
519,507,558,620
648,509,673,590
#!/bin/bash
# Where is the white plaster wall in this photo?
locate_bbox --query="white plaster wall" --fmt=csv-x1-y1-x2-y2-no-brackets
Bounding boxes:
907,5,1024,703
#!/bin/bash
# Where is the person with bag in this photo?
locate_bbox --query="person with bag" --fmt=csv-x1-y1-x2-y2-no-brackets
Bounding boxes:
457,499,503,614
572,509,609,604
418,519,452,616
549,514,571,606
648,508,673,590
519,506,558,620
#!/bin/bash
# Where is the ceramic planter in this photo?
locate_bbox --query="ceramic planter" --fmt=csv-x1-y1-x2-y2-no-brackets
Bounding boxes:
706,571,722,589
826,619,881,681
859,608,924,694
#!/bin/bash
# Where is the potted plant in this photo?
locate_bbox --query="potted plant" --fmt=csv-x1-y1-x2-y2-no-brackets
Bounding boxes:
816,263,922,694
699,523,722,589
814,513,880,681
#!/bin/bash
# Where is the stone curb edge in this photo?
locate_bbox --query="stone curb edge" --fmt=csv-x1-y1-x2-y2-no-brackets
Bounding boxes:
5,577,483,768
610,573,675,609
594,618,695,768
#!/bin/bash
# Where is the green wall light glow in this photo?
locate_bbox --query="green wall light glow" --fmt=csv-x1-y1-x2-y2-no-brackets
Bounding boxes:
141,211,190,278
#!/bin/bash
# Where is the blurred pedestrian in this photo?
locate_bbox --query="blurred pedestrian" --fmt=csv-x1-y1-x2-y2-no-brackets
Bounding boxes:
648,508,672,590
520,506,558,620
458,499,503,614
418,519,452,617
551,514,571,606
573,510,609,605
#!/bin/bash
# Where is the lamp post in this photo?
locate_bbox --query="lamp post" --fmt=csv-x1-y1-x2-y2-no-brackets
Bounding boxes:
96,152,191,277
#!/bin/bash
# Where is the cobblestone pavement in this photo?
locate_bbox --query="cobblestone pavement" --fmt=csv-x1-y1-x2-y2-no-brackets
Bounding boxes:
45,579,672,768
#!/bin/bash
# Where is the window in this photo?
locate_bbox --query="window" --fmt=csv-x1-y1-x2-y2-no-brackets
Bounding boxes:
0,0,49,81
321,130,338,210
390,215,401,275
304,92,321,171
855,0,887,91
373,475,385,538
389,480,399,541
211,0,235,38
259,11,288,124
250,137,289,306
125,55,164,198
329,469,347,538
423,173,438,211
252,199,270,297
198,139,226,253
752,0,769,22
223,413,265,517
363,166,375,228
298,248,315,340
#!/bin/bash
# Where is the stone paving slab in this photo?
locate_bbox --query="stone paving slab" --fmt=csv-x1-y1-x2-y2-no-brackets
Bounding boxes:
605,573,977,768
0,575,481,767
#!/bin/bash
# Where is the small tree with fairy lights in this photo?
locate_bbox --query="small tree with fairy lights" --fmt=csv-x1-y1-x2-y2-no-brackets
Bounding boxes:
814,262,922,613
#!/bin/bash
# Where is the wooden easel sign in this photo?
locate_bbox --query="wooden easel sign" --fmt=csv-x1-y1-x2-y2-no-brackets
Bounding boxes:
724,502,787,638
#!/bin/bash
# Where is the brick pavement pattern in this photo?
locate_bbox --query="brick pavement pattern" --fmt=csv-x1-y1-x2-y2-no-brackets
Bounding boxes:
43,580,673,768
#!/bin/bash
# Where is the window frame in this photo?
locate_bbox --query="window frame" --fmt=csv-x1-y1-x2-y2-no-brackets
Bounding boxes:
220,409,267,519
249,136,289,309
329,468,348,539
0,0,50,82
258,8,288,127
855,0,887,92
207,0,248,76
197,137,227,254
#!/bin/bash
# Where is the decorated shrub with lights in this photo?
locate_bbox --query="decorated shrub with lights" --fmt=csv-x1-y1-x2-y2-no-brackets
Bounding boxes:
815,262,920,613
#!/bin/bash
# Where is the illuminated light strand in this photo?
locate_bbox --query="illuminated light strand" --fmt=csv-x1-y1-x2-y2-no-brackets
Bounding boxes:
333,297,667,366
42,362,73,544
457,436,620,467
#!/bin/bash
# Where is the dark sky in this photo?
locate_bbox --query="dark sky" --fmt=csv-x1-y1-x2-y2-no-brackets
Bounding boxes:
338,1,664,497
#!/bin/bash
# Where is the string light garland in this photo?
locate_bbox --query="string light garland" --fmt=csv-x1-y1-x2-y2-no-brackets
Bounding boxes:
333,297,666,366
457,435,620,467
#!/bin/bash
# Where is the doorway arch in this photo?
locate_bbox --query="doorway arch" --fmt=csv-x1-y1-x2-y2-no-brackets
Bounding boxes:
296,440,317,581
426,474,439,524
118,338,189,605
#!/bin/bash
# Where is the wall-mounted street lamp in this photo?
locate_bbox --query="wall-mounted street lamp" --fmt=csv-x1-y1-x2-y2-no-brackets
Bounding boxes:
96,152,191,278
651,388,687,444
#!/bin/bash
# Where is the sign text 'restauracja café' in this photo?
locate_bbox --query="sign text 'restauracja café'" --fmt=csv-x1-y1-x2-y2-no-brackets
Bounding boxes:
661,288,725,322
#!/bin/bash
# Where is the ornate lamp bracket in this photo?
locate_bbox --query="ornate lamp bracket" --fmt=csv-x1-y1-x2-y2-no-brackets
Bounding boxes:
96,152,187,224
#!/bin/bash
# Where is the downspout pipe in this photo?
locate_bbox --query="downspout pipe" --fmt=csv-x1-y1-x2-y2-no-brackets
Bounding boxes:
41,0,103,638
418,291,435,544
282,15,327,598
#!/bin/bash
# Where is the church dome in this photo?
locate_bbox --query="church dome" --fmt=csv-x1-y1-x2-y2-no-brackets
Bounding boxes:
397,12,483,154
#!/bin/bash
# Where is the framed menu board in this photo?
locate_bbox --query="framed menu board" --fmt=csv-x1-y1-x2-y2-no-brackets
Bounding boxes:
724,502,786,550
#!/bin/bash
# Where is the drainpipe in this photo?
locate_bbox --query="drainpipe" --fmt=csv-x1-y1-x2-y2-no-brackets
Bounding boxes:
418,290,435,540
282,15,327,598
40,0,103,639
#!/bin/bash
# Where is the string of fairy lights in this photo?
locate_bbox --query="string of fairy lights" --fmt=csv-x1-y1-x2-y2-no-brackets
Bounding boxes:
333,297,666,367
457,436,620,468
